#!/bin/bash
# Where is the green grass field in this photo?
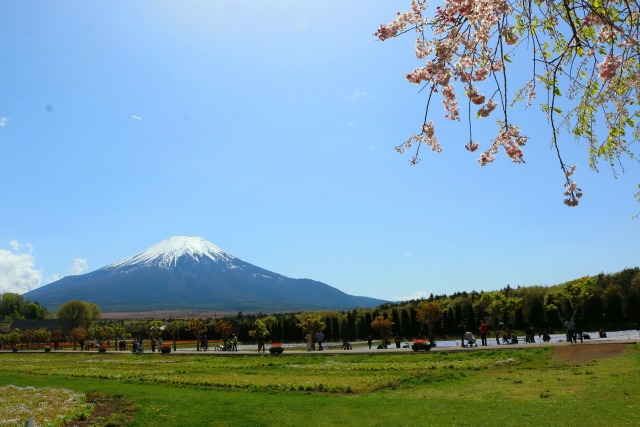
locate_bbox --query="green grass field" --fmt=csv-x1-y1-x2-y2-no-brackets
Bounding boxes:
1,343,638,426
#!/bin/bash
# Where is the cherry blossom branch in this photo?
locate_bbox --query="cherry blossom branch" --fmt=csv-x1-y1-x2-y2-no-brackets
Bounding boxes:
376,0,639,208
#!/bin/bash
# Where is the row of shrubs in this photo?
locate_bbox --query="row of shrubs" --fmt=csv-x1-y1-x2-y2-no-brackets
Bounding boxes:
26,343,428,354
31,344,285,354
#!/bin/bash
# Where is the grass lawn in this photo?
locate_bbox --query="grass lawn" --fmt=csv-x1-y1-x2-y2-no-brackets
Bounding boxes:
0,343,638,426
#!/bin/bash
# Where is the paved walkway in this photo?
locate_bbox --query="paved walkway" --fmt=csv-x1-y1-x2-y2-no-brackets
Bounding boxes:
2,337,636,356
146,337,639,356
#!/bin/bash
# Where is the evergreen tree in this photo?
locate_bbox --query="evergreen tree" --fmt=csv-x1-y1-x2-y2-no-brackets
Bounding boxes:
346,311,356,340
604,288,625,325
466,304,477,332
391,309,401,334
526,298,545,329
324,316,333,340
364,313,373,335
583,293,605,328
446,307,456,335
332,317,340,341
401,309,411,338
410,307,420,336
514,308,525,330
454,304,464,327
625,290,640,324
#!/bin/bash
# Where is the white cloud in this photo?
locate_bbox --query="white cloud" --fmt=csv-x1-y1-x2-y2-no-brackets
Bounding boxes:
0,241,42,294
0,116,7,127
344,90,368,100
403,251,412,257
131,115,142,120
71,258,89,275
394,291,430,301
47,274,61,284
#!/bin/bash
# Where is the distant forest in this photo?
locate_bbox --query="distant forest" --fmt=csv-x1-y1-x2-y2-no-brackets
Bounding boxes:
2,267,639,343
225,267,640,342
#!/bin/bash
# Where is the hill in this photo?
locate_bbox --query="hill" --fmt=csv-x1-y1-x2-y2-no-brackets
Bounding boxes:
23,236,386,313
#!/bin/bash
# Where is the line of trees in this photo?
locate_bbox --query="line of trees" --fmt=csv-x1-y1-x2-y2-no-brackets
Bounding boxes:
216,268,640,342
2,268,638,346
0,293,49,321
0,327,59,350
119,266,638,344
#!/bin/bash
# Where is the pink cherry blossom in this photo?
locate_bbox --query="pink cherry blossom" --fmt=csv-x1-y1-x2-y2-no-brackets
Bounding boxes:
477,100,498,118
465,141,479,152
598,54,621,80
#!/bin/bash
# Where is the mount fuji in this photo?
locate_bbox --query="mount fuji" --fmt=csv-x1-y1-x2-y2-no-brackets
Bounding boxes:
23,236,387,313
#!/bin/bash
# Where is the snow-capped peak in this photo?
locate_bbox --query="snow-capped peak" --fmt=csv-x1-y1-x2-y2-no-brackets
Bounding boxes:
107,236,235,270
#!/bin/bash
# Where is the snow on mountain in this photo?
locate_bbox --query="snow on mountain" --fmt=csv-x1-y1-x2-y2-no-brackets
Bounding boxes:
105,236,236,270
23,235,388,312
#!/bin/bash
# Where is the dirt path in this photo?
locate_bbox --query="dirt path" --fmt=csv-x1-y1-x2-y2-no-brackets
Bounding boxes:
551,342,628,363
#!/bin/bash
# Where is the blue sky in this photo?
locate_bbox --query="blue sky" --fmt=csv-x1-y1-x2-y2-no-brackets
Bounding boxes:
1,1,638,303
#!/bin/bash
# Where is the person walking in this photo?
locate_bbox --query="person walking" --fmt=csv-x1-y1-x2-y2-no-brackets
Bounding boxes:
258,334,266,352
457,322,466,347
574,319,583,343
232,334,238,351
525,325,535,343
564,318,576,343
367,334,373,349
479,320,488,346
316,331,325,351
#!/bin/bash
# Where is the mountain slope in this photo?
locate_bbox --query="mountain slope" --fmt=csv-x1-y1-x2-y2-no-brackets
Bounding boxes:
23,236,386,312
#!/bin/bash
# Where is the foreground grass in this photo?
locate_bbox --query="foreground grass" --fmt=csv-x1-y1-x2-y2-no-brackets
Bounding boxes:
0,344,638,426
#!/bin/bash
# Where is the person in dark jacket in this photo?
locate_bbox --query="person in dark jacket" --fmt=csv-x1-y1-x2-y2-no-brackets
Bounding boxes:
457,322,466,347
316,331,325,351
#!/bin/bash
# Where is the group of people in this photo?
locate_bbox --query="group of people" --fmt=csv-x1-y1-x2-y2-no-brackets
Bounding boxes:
129,337,146,353
304,331,325,351
455,317,605,347
457,320,541,347
564,318,586,343
200,335,209,351
458,321,491,347
110,319,613,355
221,334,238,351
116,337,163,353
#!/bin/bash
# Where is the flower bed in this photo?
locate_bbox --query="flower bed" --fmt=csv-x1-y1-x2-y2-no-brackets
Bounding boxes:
161,345,171,354
0,385,93,426
269,343,284,354
411,339,432,352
